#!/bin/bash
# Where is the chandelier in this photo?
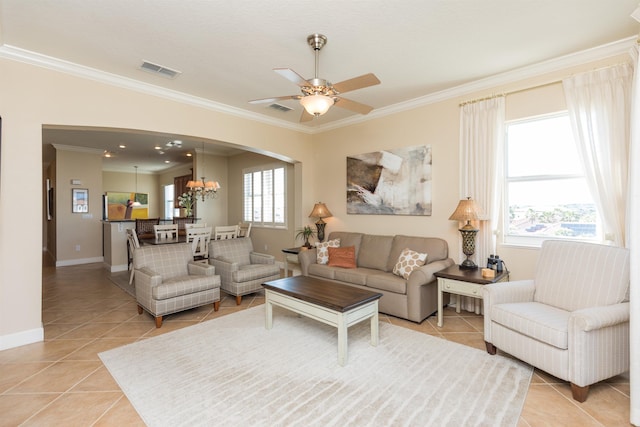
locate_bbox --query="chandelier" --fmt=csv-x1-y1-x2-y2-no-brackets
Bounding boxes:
187,143,221,202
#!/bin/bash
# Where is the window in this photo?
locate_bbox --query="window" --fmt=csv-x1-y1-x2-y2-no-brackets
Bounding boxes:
504,113,600,245
243,165,286,227
164,184,174,219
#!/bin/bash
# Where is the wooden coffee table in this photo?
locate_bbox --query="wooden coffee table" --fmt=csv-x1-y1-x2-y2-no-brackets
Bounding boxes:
262,276,383,366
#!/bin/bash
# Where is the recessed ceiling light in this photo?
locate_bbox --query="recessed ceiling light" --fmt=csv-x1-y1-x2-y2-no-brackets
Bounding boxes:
119,144,126,149
158,151,165,154
186,153,193,157
154,146,161,150
104,152,112,158
164,160,170,163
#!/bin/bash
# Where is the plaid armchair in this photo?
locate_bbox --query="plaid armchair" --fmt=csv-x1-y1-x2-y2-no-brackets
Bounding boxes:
133,243,221,327
483,240,630,402
208,237,280,305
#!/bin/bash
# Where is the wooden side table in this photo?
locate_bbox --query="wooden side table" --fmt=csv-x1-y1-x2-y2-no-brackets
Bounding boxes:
434,265,509,327
281,247,302,277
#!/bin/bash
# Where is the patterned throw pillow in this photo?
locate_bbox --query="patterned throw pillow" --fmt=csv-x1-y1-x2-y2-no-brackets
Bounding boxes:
392,248,428,279
316,238,340,265
327,246,357,268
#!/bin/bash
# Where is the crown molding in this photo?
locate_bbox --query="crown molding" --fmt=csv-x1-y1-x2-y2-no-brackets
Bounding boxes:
312,36,637,133
2,37,635,135
0,45,311,134
52,143,104,155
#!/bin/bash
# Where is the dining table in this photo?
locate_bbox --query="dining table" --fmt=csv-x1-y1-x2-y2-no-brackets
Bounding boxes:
139,235,188,246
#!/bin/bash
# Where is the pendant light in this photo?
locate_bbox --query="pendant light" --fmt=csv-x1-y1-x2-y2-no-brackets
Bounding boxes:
186,142,221,202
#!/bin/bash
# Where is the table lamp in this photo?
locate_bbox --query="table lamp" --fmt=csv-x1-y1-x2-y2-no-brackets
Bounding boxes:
449,197,483,269
309,202,332,242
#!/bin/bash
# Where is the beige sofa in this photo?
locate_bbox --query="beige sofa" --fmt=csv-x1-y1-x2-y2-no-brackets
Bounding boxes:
298,231,454,323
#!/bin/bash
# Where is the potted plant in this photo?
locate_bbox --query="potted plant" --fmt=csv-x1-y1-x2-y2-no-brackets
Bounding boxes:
295,226,316,248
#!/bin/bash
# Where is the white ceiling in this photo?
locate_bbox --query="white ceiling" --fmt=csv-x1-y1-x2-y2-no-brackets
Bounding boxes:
1,0,638,172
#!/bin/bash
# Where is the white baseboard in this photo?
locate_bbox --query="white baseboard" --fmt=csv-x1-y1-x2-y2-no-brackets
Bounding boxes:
0,326,44,351
56,256,104,267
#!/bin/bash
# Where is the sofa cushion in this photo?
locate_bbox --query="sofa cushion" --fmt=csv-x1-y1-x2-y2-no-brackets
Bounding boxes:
393,248,428,279
367,271,407,294
209,238,253,265
387,235,449,271
491,301,570,349
328,232,363,259
308,263,336,279
134,243,192,280
358,234,393,271
153,275,217,300
315,238,340,265
232,264,280,282
328,246,356,268
334,268,371,286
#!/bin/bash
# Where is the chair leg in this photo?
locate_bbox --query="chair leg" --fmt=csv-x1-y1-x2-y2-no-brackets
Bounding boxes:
485,341,497,355
155,316,163,328
137,304,143,315
571,383,589,402
129,268,135,285
213,301,220,311
236,295,242,305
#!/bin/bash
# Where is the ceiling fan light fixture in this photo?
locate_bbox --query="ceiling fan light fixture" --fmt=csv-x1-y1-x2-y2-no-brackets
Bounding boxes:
300,94,334,116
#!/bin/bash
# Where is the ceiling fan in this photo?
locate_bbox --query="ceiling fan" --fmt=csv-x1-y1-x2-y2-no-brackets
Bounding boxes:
249,34,381,122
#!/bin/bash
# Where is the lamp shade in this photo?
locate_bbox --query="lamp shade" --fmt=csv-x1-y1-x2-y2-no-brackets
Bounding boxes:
300,94,334,116
309,202,332,219
449,198,484,222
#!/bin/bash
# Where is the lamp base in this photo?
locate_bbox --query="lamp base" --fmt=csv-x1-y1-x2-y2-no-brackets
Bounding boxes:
459,258,478,270
315,220,326,242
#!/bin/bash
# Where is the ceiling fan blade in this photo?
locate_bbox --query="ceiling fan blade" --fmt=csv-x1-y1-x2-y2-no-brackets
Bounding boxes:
300,109,314,122
274,68,311,87
334,97,375,115
332,73,380,94
248,95,301,104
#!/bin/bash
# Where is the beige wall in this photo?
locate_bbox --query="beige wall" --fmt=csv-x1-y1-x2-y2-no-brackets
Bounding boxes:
0,49,629,349
55,148,103,265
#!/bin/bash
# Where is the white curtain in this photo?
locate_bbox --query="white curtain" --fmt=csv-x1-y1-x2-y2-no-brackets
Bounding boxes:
628,46,640,427
458,97,505,311
563,63,632,247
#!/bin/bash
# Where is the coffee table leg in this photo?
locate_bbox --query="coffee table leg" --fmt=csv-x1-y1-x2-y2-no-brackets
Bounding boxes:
370,309,379,347
265,292,273,330
337,314,347,366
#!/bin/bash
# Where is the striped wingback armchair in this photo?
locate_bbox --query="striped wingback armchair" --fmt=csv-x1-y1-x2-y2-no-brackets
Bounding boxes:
133,243,221,327
483,240,630,402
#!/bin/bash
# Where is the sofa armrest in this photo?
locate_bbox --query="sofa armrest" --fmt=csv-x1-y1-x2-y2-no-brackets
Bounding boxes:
187,261,216,276
209,257,238,285
298,248,317,276
250,252,275,265
570,302,630,332
407,258,455,288
482,280,535,343
134,267,163,308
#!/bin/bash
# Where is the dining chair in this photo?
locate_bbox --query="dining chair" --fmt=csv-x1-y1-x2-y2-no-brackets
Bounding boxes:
187,226,212,262
135,218,160,239
238,222,252,238
154,224,179,239
214,225,239,240
126,228,140,285
173,216,195,236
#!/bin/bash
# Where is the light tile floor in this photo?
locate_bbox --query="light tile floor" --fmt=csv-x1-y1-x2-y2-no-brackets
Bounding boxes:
0,262,631,426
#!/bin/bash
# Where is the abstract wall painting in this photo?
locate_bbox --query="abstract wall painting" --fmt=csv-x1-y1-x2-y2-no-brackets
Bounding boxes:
347,145,432,216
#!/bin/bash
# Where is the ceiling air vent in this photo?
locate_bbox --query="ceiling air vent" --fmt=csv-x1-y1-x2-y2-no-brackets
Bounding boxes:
268,103,293,113
140,61,181,79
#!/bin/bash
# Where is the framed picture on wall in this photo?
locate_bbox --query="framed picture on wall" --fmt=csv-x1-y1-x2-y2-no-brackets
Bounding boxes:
72,188,89,213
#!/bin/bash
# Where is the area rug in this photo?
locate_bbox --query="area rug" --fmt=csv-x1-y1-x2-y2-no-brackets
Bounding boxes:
99,306,532,427
108,271,135,297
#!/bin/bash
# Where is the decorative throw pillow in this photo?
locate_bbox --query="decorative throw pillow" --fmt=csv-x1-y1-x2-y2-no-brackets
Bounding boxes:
393,248,428,279
316,238,340,265
328,246,357,268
